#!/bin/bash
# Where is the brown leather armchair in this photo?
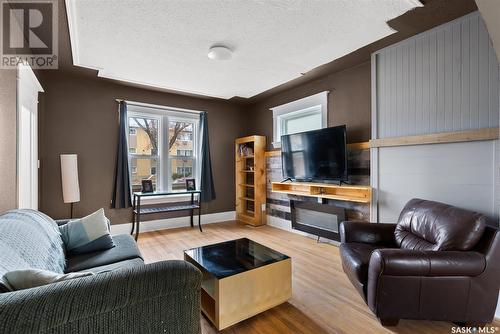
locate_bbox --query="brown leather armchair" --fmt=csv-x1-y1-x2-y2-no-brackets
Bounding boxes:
339,198,500,326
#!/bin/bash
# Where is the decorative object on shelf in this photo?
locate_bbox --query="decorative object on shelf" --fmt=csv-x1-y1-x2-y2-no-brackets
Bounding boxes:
141,179,153,193
60,154,80,219
235,136,266,226
238,144,254,157
185,178,196,191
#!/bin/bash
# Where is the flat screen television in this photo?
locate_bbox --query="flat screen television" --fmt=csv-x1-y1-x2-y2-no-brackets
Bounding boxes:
281,125,348,183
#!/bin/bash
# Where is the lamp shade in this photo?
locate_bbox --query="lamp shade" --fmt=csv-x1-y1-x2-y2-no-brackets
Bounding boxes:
60,154,80,204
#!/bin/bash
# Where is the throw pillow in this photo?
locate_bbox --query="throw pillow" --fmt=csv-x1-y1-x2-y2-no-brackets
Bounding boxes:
59,208,115,254
3,269,94,291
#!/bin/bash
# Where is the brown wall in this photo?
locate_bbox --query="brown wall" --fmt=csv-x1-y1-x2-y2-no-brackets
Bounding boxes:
38,71,246,224
0,70,18,212
243,62,371,149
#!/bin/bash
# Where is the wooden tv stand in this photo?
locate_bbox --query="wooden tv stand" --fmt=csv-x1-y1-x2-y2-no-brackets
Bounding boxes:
271,182,372,203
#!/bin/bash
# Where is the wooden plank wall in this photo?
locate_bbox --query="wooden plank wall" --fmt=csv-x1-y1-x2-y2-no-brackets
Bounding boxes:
266,149,371,225
374,12,499,139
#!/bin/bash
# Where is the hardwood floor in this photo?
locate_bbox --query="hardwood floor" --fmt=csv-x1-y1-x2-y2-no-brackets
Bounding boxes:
137,221,497,334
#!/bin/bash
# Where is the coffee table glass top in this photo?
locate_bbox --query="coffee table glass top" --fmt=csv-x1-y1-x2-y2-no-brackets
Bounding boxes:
184,238,290,279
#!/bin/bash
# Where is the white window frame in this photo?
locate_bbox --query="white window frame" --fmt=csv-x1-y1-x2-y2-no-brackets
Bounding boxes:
126,102,201,203
271,91,329,148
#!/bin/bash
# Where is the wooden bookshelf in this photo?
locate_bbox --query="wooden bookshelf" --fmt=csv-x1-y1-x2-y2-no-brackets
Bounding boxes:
235,136,266,226
271,182,372,203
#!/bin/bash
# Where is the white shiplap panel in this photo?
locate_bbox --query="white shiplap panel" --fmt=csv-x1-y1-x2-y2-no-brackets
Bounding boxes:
437,28,446,132
373,12,499,138
452,22,461,130
377,141,496,222
490,47,500,126
479,17,490,128
469,14,479,129
461,19,470,130
422,34,430,134
444,25,453,131
429,31,438,133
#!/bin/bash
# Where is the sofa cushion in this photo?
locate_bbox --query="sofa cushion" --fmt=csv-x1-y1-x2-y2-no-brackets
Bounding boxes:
339,242,381,299
59,208,114,254
0,210,65,290
77,258,144,274
65,234,142,272
395,198,486,251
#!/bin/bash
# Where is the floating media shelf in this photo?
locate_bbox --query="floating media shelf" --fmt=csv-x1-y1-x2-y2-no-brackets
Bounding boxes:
271,182,372,203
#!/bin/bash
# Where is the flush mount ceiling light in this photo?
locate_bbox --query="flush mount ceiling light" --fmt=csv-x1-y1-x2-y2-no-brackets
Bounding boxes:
208,46,232,60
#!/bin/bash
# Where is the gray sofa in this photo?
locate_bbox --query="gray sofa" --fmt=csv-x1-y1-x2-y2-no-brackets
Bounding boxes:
0,209,202,334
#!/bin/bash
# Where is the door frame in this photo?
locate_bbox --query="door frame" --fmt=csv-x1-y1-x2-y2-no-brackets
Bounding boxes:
17,63,44,209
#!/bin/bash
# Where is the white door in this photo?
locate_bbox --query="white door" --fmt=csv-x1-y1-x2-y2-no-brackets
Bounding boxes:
17,63,43,209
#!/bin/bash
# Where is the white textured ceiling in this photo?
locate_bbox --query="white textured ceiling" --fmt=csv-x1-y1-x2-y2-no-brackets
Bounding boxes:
66,0,421,99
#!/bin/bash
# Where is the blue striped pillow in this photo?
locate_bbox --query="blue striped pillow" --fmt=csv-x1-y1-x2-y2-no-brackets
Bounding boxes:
59,209,115,254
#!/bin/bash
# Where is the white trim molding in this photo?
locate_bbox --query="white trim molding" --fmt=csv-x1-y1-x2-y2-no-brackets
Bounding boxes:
110,211,236,235
270,91,329,148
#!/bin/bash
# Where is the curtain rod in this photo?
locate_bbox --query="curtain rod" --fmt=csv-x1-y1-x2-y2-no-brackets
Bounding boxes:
115,98,203,115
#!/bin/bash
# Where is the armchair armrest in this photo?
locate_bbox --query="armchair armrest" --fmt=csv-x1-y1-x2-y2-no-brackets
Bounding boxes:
0,260,202,333
340,221,397,246
369,249,486,277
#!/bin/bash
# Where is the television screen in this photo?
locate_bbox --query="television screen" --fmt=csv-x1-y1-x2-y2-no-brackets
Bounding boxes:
281,125,347,182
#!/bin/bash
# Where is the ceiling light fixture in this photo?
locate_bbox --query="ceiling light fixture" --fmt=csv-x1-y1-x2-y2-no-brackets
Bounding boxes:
208,45,232,60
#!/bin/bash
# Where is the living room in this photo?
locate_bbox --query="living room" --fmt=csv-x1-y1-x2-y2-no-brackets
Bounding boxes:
1,0,499,333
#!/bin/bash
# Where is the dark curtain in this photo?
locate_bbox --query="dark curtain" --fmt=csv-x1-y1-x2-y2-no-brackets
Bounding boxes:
200,112,216,202
111,101,132,208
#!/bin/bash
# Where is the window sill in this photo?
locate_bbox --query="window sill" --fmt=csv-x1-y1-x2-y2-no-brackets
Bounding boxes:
137,193,197,205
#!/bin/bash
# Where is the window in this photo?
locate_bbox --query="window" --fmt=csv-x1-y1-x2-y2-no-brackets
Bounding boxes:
271,91,328,148
127,103,200,193
131,166,137,174
176,166,193,175
177,149,192,156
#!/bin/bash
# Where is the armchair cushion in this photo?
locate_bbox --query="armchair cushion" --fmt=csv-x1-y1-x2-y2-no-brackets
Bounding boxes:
369,248,486,277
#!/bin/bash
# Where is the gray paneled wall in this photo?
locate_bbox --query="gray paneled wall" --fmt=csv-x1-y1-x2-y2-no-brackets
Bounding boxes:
377,141,496,222
374,12,499,138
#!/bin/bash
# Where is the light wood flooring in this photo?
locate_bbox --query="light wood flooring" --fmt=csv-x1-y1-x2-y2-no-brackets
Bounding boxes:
137,221,498,334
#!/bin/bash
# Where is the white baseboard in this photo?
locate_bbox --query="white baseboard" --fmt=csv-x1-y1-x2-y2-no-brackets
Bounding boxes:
110,211,236,235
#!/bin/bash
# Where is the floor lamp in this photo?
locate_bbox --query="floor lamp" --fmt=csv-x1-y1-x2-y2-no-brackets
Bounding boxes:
60,154,80,219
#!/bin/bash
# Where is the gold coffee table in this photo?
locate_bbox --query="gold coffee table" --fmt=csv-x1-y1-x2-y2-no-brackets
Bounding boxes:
184,238,292,330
